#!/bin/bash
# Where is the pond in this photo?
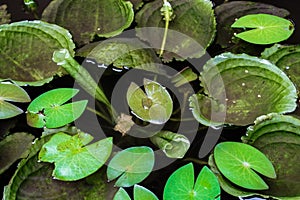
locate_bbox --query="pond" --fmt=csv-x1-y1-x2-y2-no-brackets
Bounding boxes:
0,0,299,199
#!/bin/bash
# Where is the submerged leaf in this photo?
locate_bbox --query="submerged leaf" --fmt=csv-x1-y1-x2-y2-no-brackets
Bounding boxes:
0,20,75,86
189,53,297,126
0,82,31,119
42,0,134,45
163,163,220,200
232,14,294,45
39,132,113,181
261,44,300,93
242,113,300,198
0,132,34,174
150,131,190,158
214,142,276,190
27,88,88,128
127,79,173,124
136,0,216,61
76,38,165,75
215,1,290,47
107,146,154,187
0,4,11,25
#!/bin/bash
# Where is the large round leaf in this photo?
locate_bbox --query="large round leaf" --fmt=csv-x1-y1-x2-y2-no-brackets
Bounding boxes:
163,163,220,200
261,44,300,94
215,1,290,48
127,79,173,124
231,14,294,45
27,88,88,128
107,146,154,187
42,0,134,45
0,20,75,86
189,52,298,126
214,142,276,190
39,132,113,181
135,0,216,61
242,113,300,199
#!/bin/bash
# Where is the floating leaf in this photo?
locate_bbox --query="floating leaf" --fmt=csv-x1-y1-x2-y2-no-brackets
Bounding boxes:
214,142,276,190
42,0,134,45
150,131,190,158
27,88,88,128
0,20,75,86
0,132,34,174
215,1,290,48
242,113,300,198
4,133,116,200
39,132,113,181
76,38,166,75
163,163,220,200
0,4,11,25
261,44,300,93
231,14,294,45
189,52,298,126
114,185,158,200
107,146,154,187
0,82,31,119
127,79,173,124
136,0,216,61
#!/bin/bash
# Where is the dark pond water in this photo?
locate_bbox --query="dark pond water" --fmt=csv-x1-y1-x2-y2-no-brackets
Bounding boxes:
0,0,299,199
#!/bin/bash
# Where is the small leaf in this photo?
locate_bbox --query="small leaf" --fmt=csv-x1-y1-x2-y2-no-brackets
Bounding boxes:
0,20,75,86
26,88,88,128
171,67,198,87
163,163,220,200
0,82,31,119
214,142,276,190
134,184,159,200
150,131,190,158
114,188,131,200
39,132,113,181
214,1,290,48
107,146,154,187
0,132,35,174
231,14,294,45
42,0,134,44
0,4,11,25
127,79,173,124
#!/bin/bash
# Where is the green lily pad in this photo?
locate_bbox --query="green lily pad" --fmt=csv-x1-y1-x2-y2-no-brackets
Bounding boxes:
261,44,300,93
215,1,290,48
107,146,154,187
27,88,88,128
127,79,173,124
150,131,190,158
114,185,159,200
0,132,34,174
231,14,294,45
76,39,166,75
0,82,31,119
242,113,300,199
214,142,276,190
0,20,75,86
39,132,113,181
4,133,116,200
135,0,216,61
42,0,134,45
163,163,220,200
189,52,298,126
0,4,10,25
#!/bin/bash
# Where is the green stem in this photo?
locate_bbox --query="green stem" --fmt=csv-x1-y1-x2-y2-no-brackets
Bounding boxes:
86,106,112,125
52,49,118,121
159,0,174,57
183,158,208,165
